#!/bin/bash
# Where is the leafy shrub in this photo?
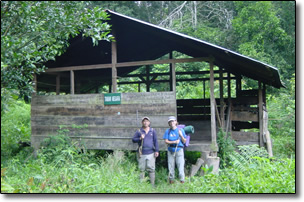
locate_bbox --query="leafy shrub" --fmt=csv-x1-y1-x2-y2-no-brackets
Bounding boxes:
221,145,295,193
1,98,31,158
267,74,295,158
1,143,295,193
217,129,236,168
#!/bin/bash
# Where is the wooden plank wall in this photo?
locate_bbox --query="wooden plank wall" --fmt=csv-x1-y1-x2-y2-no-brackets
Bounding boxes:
31,92,176,151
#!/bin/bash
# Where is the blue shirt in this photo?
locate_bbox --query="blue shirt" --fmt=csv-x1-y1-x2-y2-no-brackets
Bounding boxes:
163,128,186,152
132,128,159,155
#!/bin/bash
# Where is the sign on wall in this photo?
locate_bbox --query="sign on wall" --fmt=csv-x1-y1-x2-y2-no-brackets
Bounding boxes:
104,93,121,105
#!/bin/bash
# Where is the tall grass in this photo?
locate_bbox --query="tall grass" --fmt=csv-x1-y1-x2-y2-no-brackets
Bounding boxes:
1,98,295,193
1,148,154,193
1,139,295,193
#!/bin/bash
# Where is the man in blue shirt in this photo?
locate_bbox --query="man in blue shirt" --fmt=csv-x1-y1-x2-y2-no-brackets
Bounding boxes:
163,116,187,184
132,117,159,186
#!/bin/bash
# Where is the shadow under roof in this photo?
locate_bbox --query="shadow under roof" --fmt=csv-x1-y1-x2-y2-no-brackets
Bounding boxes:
42,9,284,90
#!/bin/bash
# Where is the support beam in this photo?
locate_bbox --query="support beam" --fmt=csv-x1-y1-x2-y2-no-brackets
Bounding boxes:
70,70,74,94
258,81,264,147
119,70,225,78
209,59,218,156
227,73,231,99
171,63,176,93
45,57,210,73
227,73,232,135
169,52,173,91
219,67,224,127
118,76,235,85
146,65,150,92
263,107,273,157
203,80,206,116
111,30,117,93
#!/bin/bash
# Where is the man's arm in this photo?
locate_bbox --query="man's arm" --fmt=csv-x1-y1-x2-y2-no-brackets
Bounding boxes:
132,130,141,143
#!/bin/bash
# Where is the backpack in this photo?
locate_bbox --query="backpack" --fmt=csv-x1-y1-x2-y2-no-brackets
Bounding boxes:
171,129,190,148
184,134,190,147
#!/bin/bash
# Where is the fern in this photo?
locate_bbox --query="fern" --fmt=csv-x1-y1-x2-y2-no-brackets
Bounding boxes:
229,144,269,171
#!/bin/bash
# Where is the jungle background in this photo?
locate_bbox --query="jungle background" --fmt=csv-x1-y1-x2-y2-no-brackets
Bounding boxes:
1,1,295,193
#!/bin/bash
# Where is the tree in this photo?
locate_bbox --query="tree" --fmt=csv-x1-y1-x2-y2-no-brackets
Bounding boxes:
232,1,294,86
1,1,113,104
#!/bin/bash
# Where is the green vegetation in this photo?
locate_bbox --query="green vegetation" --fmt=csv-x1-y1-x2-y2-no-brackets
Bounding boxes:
1,1,113,100
1,1,295,193
1,98,31,159
216,129,236,169
1,130,295,193
1,97,295,193
267,74,295,159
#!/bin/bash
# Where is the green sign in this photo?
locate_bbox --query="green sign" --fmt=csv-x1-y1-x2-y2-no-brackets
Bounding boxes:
104,93,121,105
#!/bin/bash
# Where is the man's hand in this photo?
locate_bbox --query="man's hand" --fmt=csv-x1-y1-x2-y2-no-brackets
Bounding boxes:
154,152,159,158
140,134,145,140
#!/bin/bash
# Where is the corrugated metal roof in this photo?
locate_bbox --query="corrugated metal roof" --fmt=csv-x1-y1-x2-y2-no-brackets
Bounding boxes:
106,10,284,88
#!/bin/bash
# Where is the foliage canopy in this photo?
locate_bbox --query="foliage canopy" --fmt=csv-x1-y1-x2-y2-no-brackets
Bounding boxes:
1,1,113,101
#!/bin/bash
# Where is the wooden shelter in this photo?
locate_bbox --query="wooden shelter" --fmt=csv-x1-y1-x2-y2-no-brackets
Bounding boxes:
31,10,284,162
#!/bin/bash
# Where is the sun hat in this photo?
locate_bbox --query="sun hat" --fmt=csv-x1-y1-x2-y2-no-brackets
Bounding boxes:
168,116,176,122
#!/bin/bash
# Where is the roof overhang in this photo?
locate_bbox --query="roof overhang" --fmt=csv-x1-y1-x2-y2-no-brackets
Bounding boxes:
42,9,284,89
106,10,284,88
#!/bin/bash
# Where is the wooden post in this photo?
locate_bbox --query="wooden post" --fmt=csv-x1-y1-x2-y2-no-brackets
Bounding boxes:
263,107,273,157
111,30,117,93
227,73,232,134
169,52,173,91
263,83,266,104
219,67,224,127
171,62,176,93
56,74,60,95
209,59,218,156
33,74,37,95
227,73,231,100
70,70,74,94
258,81,264,147
203,80,206,117
146,65,150,92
